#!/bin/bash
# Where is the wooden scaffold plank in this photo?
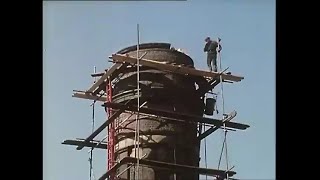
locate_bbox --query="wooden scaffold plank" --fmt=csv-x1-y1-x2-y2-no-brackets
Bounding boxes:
76,100,131,150
98,157,236,180
110,54,244,82
62,138,107,149
198,110,237,140
76,109,124,150
72,90,107,102
86,63,123,93
103,102,249,130
91,64,128,95
91,71,105,77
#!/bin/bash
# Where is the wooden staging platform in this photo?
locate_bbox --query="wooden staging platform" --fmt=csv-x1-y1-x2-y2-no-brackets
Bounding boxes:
83,54,244,94
98,157,236,180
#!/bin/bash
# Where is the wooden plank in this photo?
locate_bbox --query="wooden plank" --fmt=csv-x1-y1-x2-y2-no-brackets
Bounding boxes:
76,100,131,150
62,139,107,149
110,54,244,82
198,110,237,140
103,102,249,130
92,82,107,96
132,158,236,177
76,108,125,150
197,78,221,97
98,157,236,180
87,63,123,93
92,63,128,95
91,72,105,77
72,91,107,102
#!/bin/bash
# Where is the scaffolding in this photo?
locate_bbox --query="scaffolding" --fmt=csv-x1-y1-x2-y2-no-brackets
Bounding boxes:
62,29,249,180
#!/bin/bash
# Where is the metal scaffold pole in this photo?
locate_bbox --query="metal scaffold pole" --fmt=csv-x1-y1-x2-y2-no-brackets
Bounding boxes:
134,23,141,180
216,38,230,180
89,66,97,180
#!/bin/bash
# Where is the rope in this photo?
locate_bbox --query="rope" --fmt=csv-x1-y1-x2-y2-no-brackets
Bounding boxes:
89,66,97,180
88,135,108,153
224,130,229,177
89,102,94,180
204,123,208,180
217,135,225,169
216,38,230,179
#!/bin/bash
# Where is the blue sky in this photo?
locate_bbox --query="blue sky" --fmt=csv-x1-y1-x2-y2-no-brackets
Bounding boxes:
43,1,275,180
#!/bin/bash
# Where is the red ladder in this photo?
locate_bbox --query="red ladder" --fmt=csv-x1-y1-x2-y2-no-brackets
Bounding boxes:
107,79,115,180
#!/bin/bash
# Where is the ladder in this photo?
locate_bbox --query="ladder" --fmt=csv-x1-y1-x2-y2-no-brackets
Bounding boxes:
107,79,115,180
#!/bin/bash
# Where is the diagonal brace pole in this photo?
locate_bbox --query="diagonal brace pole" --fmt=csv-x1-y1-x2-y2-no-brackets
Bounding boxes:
76,100,131,150
198,111,237,140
